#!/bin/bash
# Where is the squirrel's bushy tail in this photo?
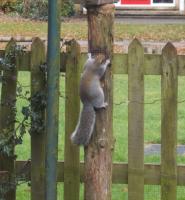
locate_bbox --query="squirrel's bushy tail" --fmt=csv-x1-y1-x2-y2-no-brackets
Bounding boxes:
71,104,95,146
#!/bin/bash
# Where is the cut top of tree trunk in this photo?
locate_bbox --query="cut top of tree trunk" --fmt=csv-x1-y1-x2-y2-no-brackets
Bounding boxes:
76,0,116,6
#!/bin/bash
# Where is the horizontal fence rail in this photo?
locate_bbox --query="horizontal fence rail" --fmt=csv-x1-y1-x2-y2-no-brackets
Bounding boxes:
1,50,185,75
15,161,185,186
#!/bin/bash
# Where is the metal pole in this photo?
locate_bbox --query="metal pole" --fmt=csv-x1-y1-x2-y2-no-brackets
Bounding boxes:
46,0,61,199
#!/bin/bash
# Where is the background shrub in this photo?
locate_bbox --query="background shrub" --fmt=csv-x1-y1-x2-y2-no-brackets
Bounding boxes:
0,0,75,19
61,1,75,17
0,0,17,12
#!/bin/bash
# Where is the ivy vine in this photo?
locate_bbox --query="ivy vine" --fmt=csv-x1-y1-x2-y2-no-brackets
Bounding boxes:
0,43,46,199
0,44,26,71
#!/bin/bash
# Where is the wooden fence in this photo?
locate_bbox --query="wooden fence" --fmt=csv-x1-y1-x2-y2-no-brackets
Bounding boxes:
0,38,185,200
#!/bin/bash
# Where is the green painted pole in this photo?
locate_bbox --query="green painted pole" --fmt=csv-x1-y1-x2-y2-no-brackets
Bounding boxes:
46,0,61,199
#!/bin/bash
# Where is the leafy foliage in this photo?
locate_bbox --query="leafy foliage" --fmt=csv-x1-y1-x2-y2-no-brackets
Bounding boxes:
0,44,26,71
1,0,75,19
61,0,75,17
11,0,24,14
0,43,46,197
0,44,46,158
21,0,48,20
0,0,17,12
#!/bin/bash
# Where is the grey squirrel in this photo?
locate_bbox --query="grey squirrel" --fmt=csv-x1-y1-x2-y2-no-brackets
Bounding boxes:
71,53,110,146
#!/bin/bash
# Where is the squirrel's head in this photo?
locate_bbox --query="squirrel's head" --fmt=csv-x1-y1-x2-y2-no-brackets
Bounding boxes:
87,53,107,64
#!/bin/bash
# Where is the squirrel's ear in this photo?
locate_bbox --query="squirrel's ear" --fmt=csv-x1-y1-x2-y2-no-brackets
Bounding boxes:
87,53,92,59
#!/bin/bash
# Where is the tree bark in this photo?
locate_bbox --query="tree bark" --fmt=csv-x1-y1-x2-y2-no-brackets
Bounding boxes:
23,0,31,16
84,4,114,200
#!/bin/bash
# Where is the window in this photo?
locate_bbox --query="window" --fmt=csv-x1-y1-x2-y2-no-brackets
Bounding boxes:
116,0,175,6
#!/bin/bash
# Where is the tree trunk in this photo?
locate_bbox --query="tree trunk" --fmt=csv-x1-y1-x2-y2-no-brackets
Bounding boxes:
84,4,115,200
23,0,31,16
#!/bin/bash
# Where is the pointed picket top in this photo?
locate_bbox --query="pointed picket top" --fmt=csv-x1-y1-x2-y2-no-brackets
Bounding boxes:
31,37,45,61
31,37,45,70
32,37,45,49
128,38,143,52
66,39,80,57
6,37,16,47
162,42,177,58
128,38,144,72
162,42,178,77
5,37,16,57
128,38,144,65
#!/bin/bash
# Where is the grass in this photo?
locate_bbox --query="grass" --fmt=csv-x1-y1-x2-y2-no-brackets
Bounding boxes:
13,72,185,200
0,16,185,41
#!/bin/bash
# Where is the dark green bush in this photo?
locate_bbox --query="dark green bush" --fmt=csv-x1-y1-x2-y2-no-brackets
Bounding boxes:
10,0,75,19
12,0,23,14
26,0,48,19
0,0,17,12
61,1,75,17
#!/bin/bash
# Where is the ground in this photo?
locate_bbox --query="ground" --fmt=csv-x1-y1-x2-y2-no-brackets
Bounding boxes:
1,14,185,53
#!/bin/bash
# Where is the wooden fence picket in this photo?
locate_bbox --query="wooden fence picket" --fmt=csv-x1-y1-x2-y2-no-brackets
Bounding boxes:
64,40,81,200
161,42,178,200
30,37,46,200
128,39,144,200
0,38,18,200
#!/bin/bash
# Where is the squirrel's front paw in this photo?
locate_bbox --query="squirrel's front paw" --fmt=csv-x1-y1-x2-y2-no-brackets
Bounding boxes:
102,102,108,109
87,53,92,59
105,59,111,66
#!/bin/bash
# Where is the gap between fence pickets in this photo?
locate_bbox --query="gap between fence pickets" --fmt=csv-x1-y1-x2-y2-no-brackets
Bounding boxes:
145,144,185,156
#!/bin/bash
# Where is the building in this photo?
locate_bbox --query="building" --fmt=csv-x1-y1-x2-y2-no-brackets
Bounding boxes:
115,0,185,15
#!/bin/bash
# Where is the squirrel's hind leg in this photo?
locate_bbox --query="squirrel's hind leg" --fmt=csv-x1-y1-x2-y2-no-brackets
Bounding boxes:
94,102,108,111
92,88,108,110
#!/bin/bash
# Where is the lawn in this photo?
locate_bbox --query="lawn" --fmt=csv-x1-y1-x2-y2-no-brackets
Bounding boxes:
0,15,185,41
12,71,185,200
